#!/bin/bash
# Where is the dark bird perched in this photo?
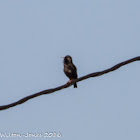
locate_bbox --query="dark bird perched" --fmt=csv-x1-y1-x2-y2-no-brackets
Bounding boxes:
62,55,78,88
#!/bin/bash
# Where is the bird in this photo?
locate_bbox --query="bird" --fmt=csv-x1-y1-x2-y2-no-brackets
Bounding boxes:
62,55,78,88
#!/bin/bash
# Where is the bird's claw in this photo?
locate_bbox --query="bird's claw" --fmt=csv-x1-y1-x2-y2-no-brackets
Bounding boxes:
66,80,72,85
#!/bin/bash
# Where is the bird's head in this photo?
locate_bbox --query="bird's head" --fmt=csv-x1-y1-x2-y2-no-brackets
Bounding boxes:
61,55,73,64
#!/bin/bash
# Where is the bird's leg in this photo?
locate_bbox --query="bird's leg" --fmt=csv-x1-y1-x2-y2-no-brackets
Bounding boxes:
66,80,72,85
68,79,72,83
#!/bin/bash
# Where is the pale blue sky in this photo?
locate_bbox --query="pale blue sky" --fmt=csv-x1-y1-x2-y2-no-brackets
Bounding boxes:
0,0,140,140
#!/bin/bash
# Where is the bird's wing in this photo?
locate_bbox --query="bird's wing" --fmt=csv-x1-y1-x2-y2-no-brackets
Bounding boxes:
70,64,78,79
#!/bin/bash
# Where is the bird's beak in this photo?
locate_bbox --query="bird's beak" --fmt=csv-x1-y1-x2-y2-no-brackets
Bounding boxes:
61,57,64,59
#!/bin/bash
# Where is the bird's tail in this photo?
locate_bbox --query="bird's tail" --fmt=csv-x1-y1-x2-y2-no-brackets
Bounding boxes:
74,83,77,88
